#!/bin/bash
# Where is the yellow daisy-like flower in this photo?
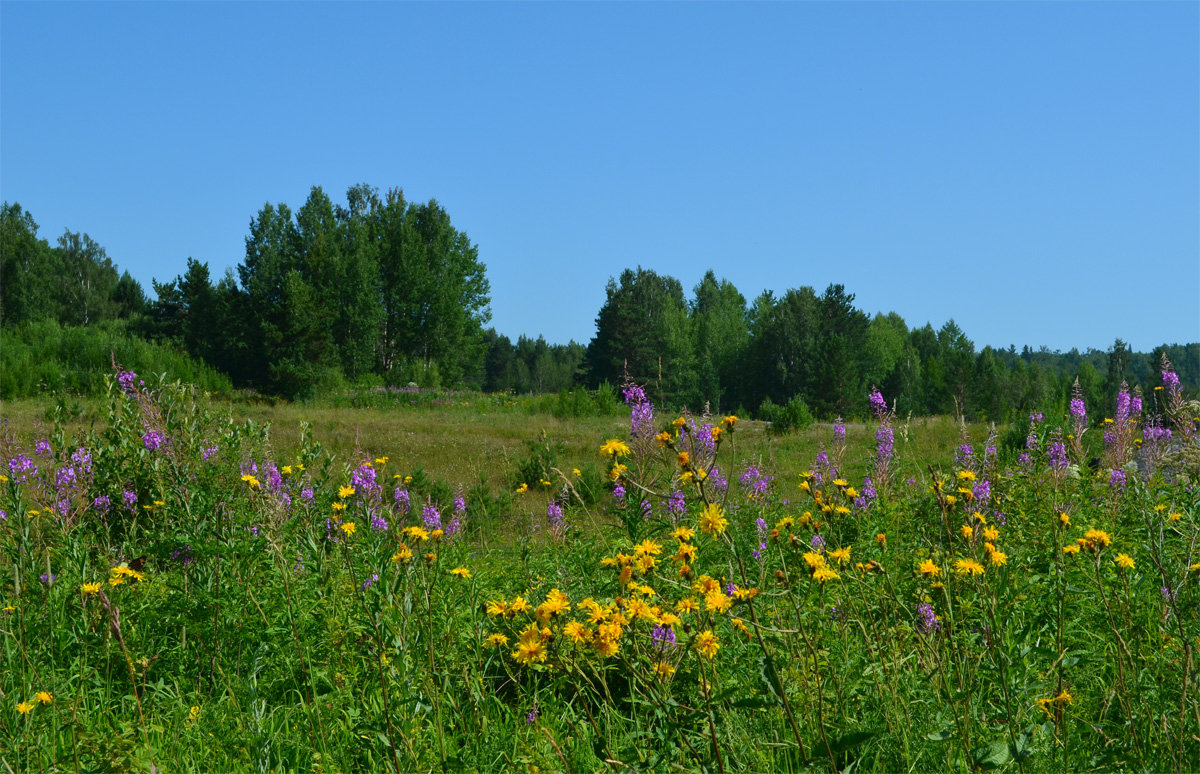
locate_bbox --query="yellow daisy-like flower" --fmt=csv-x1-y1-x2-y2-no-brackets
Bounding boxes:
449,567,472,579
722,415,738,428
918,559,941,577
1063,544,1081,556
1168,512,1182,522
600,439,631,458
35,691,52,705
634,540,662,557
331,502,346,512
510,596,532,615
670,525,696,542
675,597,698,614
672,416,687,429
515,483,528,494
828,547,851,564
188,705,201,722
563,620,590,645
17,702,34,715
374,456,388,465
955,558,985,576
982,526,999,542
832,478,849,488
803,551,826,569
844,487,858,498
990,551,1008,567
572,468,582,477
241,474,260,489
960,524,974,540
391,545,413,564
694,630,720,659
711,427,724,442
1114,553,1135,570
875,533,887,547
611,464,628,481
1082,529,1112,550
404,526,431,542
338,485,355,499
704,589,732,614
654,660,676,678
281,465,292,475
1058,511,1071,526
81,582,102,597
677,451,690,468
813,566,840,584
697,503,728,535
485,633,509,649
339,522,356,537
946,495,957,506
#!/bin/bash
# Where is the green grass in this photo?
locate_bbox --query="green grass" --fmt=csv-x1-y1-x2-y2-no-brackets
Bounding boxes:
1,376,1195,772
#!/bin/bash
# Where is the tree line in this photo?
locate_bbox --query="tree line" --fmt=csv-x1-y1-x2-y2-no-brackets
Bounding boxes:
2,192,1196,418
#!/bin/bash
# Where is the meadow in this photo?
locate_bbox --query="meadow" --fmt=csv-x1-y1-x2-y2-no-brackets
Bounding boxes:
0,368,1197,773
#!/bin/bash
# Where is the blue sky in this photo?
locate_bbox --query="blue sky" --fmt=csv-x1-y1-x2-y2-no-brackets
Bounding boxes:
3,2,1197,353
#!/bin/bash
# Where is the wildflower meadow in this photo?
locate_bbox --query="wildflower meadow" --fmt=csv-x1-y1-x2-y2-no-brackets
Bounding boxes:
1,361,1198,773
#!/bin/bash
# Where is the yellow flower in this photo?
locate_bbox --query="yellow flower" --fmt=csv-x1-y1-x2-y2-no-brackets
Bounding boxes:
340,522,356,537
1168,512,1182,522
982,526,999,542
832,478,849,488
828,547,851,564
16,702,34,715
35,691,52,705
803,551,826,569
391,545,413,563
798,480,811,493
404,526,431,542
673,416,687,429
375,457,388,465
515,483,528,494
697,503,728,535
722,415,738,428
188,704,200,721
694,630,720,659
610,464,628,481
955,558,985,576
281,465,293,475
241,474,260,489
600,439,631,458
918,559,941,577
654,660,676,678
81,582,102,597
634,540,663,557
572,468,581,477
450,567,472,579
1082,529,1112,550
1058,511,1071,526
338,485,355,499
675,597,698,614
960,524,974,540
677,451,690,468
704,589,732,614
990,551,1008,567
945,495,957,506
711,427,724,442
1114,553,1135,570
510,596,532,615
813,566,840,583
485,633,509,649
875,533,887,547
1063,544,1081,556
563,621,590,645
331,502,346,512
670,526,695,543
957,470,977,481
844,487,858,499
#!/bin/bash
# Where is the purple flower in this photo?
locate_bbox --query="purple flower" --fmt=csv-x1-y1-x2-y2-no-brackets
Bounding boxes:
833,418,846,443
7,455,37,483
1163,369,1181,393
351,463,380,496
876,427,895,463
547,500,564,528
613,484,626,501
1161,586,1177,603
525,703,540,726
453,495,467,515
651,625,677,650
667,490,686,516
868,389,887,419
40,573,56,587
71,447,92,475
1109,470,1126,490
394,488,411,513
122,490,138,511
810,534,826,552
1116,388,1131,424
1018,452,1032,467
740,466,773,498
972,480,991,504
955,444,973,464
1029,412,1044,423
1048,440,1068,470
142,430,165,452
202,445,218,462
917,602,940,634
35,439,51,456
55,466,77,490
640,500,652,520
371,514,389,532
92,495,111,511
707,466,728,495
1131,396,1142,415
301,488,315,502
422,504,442,530
753,517,769,560
1070,397,1086,421
359,573,379,591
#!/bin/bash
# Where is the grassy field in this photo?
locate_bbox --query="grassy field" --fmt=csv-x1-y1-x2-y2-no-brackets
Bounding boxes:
1,376,1196,772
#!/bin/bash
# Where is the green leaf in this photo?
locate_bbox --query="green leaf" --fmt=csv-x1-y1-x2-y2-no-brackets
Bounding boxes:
829,730,877,755
971,741,1011,769
926,729,956,742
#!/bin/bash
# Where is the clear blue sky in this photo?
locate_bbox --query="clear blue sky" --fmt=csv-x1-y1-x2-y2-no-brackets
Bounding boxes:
3,1,1197,354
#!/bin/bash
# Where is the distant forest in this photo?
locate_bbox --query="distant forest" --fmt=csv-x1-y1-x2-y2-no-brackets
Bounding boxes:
2,188,1196,421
